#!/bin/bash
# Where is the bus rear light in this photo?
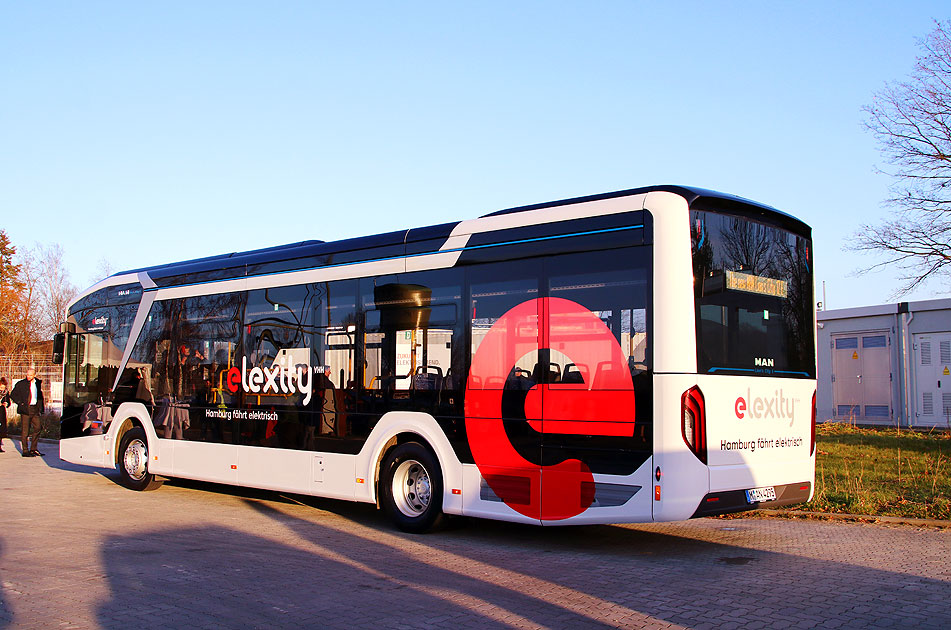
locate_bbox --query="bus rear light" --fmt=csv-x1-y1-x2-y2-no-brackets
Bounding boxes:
681,386,707,464
810,391,817,456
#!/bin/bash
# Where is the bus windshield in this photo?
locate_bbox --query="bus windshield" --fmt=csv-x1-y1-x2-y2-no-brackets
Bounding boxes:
63,303,137,409
691,209,815,378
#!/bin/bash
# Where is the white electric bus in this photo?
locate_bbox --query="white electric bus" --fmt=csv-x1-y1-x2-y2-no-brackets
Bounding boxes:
55,185,817,532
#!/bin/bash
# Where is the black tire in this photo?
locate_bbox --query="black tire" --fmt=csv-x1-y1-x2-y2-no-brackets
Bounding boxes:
380,442,445,533
117,427,162,491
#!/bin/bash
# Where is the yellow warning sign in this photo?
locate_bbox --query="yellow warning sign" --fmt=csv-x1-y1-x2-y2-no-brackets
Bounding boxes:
944,366,950,375
852,351,858,360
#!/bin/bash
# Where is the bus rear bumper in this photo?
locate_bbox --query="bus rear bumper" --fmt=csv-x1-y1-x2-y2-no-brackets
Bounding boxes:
690,481,812,518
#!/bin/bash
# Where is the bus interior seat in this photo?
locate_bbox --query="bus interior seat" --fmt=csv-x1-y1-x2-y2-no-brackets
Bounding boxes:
532,362,561,383
594,360,622,386
562,363,587,384
505,367,534,390
413,365,443,390
442,367,457,391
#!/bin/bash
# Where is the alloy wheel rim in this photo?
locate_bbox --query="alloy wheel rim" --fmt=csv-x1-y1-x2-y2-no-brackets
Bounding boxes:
392,459,431,517
123,438,148,482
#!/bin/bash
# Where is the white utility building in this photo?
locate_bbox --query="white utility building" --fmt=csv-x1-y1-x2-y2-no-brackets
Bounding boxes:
816,298,951,428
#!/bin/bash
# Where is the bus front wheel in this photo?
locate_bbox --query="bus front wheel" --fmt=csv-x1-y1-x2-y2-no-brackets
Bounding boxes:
380,442,445,533
117,427,162,491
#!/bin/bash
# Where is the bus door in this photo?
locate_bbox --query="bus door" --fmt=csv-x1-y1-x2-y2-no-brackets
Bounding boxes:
466,264,543,523
539,248,652,523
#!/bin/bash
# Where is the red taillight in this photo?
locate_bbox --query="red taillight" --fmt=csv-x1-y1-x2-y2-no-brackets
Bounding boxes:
681,386,707,464
810,390,817,456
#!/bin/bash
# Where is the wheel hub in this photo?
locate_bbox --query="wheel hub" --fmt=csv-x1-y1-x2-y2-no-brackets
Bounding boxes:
392,459,431,517
123,439,148,481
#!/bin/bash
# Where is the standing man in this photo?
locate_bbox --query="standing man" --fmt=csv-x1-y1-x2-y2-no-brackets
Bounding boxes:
12,368,45,457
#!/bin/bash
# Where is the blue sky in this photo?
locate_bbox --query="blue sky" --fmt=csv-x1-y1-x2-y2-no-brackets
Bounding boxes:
1,2,948,308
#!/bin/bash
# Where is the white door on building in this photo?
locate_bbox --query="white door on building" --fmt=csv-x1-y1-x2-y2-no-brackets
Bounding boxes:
831,332,892,422
914,333,951,427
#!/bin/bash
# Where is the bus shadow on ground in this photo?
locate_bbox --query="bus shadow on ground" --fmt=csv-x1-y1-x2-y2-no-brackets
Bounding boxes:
0,540,10,630
93,521,616,629
89,489,951,630
243,500,951,629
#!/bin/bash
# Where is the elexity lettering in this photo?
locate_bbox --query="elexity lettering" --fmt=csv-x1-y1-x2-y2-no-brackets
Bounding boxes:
225,357,314,405
734,389,796,426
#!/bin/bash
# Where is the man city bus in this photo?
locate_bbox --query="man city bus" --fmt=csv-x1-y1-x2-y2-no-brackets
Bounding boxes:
54,185,817,532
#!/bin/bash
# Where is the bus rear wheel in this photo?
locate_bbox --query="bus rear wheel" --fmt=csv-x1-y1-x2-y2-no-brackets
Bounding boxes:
118,427,162,491
380,442,445,533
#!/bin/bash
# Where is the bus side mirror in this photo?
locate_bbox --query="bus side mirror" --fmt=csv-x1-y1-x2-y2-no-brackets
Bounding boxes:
52,332,66,365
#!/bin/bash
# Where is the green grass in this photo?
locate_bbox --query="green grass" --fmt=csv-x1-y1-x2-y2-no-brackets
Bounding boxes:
793,423,951,520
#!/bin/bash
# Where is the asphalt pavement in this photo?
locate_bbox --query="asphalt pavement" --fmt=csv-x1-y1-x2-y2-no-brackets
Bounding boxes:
0,440,949,629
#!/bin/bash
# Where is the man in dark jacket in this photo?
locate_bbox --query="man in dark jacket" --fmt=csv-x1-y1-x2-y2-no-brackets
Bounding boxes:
11,368,45,457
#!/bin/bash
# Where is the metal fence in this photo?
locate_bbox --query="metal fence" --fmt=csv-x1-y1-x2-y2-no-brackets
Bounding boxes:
0,354,62,419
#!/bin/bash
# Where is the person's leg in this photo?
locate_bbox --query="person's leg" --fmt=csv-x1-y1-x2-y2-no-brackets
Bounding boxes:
21,413,30,455
29,413,42,454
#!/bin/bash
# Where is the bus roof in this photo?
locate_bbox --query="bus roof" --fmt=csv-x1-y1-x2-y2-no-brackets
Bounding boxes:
109,184,807,289
482,184,808,233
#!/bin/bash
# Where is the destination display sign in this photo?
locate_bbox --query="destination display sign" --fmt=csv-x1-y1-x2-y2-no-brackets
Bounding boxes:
724,270,788,298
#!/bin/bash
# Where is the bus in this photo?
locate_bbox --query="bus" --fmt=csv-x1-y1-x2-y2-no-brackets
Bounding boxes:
54,185,817,532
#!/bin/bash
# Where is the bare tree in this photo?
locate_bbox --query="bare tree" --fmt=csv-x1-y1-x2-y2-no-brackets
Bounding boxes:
36,243,77,338
14,247,44,354
0,238,79,352
720,218,774,276
90,257,115,286
855,19,951,294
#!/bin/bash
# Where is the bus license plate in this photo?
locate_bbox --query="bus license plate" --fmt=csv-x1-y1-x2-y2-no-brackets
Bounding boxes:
746,486,777,504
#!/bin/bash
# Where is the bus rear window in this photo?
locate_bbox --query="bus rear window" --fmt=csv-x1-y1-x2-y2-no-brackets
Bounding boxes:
691,210,815,378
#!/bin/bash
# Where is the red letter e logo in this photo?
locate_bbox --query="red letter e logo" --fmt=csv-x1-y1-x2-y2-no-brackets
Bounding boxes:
735,397,747,419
